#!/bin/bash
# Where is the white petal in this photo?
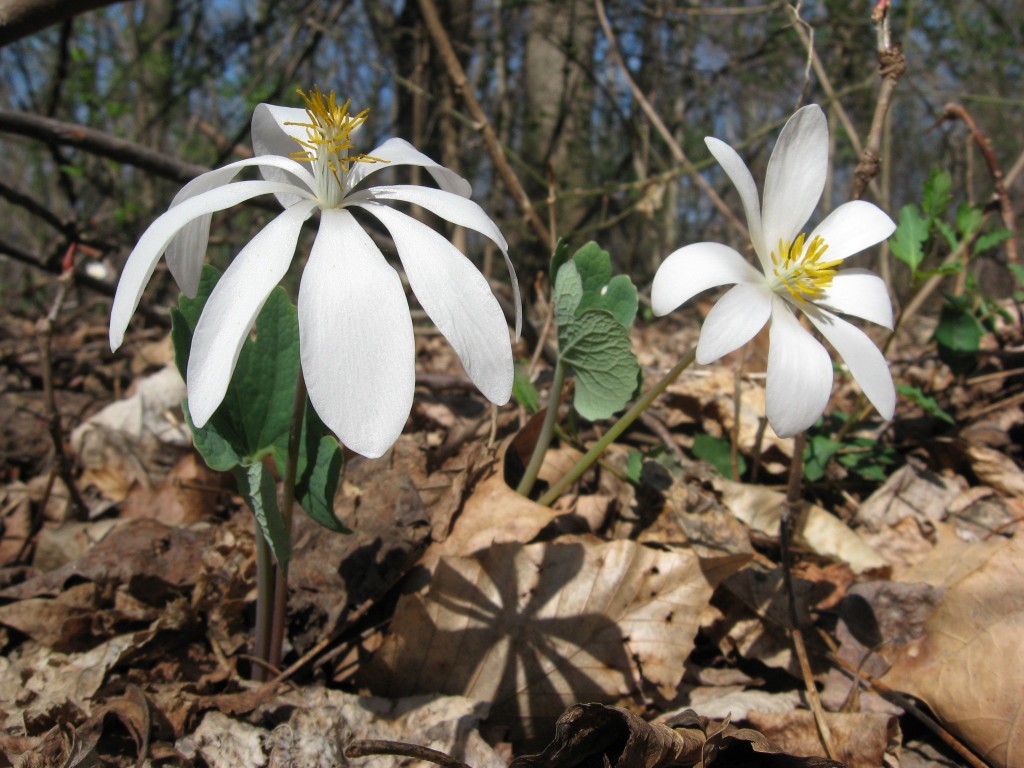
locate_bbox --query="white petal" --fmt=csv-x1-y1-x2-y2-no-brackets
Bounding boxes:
347,184,522,338
299,209,415,458
805,306,895,421
762,105,828,251
705,137,766,264
818,269,893,329
109,179,309,351
166,156,315,296
650,242,764,316
251,104,326,208
186,202,314,427
252,104,310,159
357,203,513,404
765,297,833,437
696,282,772,364
345,137,472,197
808,200,896,262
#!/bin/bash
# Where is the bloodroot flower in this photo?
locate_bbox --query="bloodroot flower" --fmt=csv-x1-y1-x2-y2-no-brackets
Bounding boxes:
110,88,520,457
651,105,896,437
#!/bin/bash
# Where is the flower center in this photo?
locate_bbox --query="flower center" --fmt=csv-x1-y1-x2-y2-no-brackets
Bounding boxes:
769,233,841,302
286,87,386,206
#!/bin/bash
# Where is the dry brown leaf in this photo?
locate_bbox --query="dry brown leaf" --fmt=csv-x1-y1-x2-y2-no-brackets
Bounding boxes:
366,536,745,742
964,444,1024,497
427,470,563,562
855,461,964,532
716,479,887,573
881,533,1024,767
177,689,507,768
511,703,845,768
745,710,900,768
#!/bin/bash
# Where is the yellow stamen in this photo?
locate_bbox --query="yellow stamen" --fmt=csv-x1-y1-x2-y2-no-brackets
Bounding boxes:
284,87,387,203
770,233,841,302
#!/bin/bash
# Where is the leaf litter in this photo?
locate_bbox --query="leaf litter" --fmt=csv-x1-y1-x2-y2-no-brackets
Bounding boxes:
2,298,1023,767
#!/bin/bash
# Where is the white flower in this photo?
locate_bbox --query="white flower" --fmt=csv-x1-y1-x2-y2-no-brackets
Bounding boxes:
110,88,520,458
651,105,896,437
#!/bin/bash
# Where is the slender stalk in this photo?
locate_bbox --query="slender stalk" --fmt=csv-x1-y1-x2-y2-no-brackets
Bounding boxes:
536,349,696,507
517,359,567,498
253,521,274,682
781,431,837,761
268,372,308,672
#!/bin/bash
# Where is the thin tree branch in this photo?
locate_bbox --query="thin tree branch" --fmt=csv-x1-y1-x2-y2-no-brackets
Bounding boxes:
594,0,748,242
0,0,129,47
416,0,553,250
851,1,906,201
0,108,207,183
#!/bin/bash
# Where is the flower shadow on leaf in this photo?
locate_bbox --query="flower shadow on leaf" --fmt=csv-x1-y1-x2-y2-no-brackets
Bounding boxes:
367,541,637,745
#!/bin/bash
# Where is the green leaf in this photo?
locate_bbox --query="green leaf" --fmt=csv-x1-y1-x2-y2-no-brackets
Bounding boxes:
922,168,952,219
172,265,346,533
512,362,541,414
933,300,983,353
889,205,929,273
553,259,584,328
956,202,983,240
916,262,964,280
692,433,745,480
1009,263,1024,288
558,308,640,421
549,238,571,283
234,462,291,570
933,299,984,374
571,242,639,328
625,449,644,485
934,220,958,252
274,400,348,534
974,228,1013,255
803,434,842,482
896,384,955,425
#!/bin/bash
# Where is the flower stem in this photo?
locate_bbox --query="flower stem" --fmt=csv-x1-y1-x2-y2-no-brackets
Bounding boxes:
517,358,567,498
268,371,307,673
253,519,274,681
536,348,696,507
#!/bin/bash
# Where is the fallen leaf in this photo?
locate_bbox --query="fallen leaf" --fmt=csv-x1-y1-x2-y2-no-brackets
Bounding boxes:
881,533,1024,767
716,479,887,573
855,460,963,531
510,703,845,768
745,710,900,768
964,444,1024,496
366,536,744,742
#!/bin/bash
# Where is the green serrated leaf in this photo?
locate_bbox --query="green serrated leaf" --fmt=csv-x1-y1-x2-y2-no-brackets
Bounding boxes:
935,220,958,252
956,202,983,240
558,308,640,421
974,228,1013,255
571,242,639,328
513,362,541,414
889,205,929,273
692,433,745,480
896,384,954,425
234,462,291,570
922,168,952,219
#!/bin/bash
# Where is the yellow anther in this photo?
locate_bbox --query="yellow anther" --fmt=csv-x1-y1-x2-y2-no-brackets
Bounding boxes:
285,87,386,172
770,233,841,302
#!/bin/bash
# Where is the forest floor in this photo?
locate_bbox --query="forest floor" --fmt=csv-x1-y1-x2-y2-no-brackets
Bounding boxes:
1,277,1023,768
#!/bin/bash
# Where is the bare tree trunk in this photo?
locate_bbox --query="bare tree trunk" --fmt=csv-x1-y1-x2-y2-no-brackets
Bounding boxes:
522,0,596,240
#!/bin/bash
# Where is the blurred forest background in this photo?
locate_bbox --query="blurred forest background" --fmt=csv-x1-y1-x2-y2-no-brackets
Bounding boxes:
1,0,1021,311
